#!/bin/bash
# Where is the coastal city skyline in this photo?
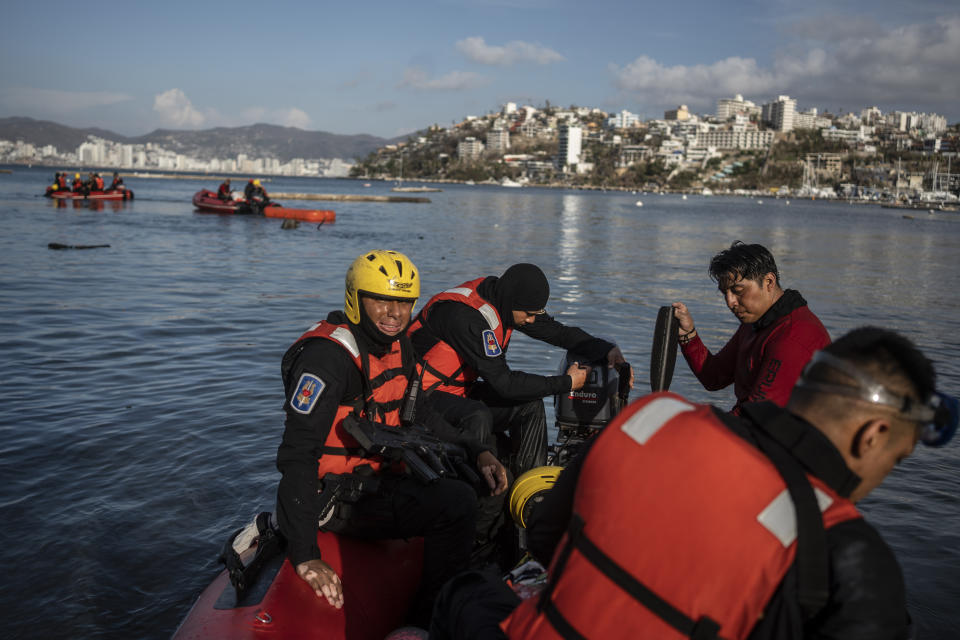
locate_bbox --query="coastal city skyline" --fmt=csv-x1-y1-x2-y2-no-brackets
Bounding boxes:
3,1,958,139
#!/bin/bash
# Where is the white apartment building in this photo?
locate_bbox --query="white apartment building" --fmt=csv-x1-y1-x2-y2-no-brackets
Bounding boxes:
486,128,510,152
762,96,797,132
606,109,641,130
557,124,582,170
457,136,485,160
696,129,775,150
716,94,760,120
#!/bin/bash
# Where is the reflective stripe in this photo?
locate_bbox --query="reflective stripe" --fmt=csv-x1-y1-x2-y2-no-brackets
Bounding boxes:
621,396,695,445
445,286,473,297
478,303,501,330
757,486,834,547
329,327,360,358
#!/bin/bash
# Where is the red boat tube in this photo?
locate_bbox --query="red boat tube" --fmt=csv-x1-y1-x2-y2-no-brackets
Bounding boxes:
193,190,335,223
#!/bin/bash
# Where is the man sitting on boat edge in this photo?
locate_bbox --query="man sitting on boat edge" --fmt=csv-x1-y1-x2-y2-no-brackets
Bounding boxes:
274,249,506,627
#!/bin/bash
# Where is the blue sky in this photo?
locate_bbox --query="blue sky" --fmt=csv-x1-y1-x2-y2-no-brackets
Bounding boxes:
2,0,957,138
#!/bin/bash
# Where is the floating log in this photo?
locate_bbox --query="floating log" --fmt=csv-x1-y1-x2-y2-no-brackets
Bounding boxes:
271,192,430,203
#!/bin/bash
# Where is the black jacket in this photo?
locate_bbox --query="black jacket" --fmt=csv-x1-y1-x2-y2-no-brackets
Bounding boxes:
410,276,614,403
526,402,911,640
275,311,489,566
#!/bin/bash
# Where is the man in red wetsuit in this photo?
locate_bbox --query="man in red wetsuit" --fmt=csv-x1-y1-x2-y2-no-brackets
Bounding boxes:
672,241,829,415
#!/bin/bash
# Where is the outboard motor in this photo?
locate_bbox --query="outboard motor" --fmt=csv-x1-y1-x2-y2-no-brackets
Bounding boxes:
548,351,631,466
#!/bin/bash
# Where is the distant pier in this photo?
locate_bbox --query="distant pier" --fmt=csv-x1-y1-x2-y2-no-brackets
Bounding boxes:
271,192,431,203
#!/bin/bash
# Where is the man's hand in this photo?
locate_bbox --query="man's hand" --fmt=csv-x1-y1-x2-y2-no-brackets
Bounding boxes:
296,559,344,609
672,302,696,334
605,346,635,389
567,362,590,390
477,450,508,496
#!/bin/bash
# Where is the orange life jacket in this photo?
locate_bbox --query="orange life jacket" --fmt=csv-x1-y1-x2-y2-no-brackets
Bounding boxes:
407,277,512,396
94,176,104,190
502,392,861,640
289,320,412,477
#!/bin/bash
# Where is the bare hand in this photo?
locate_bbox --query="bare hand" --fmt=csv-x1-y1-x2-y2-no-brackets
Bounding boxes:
606,346,634,389
567,362,590,390
672,302,695,334
477,450,508,496
296,559,343,609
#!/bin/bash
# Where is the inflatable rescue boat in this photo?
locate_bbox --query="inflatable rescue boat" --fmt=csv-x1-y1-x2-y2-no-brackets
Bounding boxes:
47,188,134,201
174,527,422,639
192,189,335,223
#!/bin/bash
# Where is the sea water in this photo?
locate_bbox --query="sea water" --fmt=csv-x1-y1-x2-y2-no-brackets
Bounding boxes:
1,167,958,637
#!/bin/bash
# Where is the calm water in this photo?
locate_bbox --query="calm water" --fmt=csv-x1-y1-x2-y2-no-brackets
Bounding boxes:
1,166,958,638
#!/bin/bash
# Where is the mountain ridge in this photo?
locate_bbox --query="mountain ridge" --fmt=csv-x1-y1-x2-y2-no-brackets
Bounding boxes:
0,116,399,161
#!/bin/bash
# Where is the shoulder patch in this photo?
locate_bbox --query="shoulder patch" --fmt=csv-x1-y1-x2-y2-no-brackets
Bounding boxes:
482,329,502,357
290,373,325,414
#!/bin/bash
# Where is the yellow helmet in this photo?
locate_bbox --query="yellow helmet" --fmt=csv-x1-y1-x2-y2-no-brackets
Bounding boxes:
253,179,261,186
75,173,80,179
509,466,563,528
344,250,420,324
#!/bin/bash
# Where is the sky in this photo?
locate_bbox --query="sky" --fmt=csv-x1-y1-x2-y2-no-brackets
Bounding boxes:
2,0,958,139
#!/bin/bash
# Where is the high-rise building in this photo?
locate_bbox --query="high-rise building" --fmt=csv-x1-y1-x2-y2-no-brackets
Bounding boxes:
716,94,760,120
606,110,641,129
486,128,510,152
762,96,797,132
557,125,582,169
457,137,485,160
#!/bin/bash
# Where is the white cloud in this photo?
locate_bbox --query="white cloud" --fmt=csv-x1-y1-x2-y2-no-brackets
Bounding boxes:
153,89,205,127
399,67,488,91
612,15,960,115
0,87,133,112
279,107,311,129
456,36,564,66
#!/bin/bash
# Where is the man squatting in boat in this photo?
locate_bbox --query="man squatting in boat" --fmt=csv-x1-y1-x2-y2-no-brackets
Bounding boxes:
673,241,830,415
274,250,508,626
407,263,634,567
430,326,957,640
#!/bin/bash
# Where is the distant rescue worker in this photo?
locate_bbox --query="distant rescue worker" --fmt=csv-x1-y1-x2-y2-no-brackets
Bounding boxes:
109,172,124,190
673,241,829,415
408,263,633,478
56,172,67,190
217,178,232,201
433,327,958,640
244,178,269,203
275,250,505,627
71,173,84,192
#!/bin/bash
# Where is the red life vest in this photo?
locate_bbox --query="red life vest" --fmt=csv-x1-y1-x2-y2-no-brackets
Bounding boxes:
290,320,412,477
407,277,512,396
94,176,104,190
502,392,861,640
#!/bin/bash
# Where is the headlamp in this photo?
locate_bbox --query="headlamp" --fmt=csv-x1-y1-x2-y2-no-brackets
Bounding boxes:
796,351,958,447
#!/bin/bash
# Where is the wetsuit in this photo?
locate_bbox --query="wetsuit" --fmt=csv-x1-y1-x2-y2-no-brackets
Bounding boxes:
275,310,481,625
681,289,829,415
410,276,613,474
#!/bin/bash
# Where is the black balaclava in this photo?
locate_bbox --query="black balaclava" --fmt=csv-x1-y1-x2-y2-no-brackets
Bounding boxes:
354,294,404,351
495,263,550,326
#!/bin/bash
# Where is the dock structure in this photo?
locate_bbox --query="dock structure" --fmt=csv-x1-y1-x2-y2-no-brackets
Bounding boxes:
270,192,431,203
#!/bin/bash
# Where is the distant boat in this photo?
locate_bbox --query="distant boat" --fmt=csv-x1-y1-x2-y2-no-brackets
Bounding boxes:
392,186,442,193
681,194,688,200
635,201,644,207
501,178,522,188
464,180,475,186
701,188,713,196
363,183,371,187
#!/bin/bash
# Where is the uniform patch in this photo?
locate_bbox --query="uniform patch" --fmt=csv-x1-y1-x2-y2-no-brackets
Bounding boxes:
290,373,325,414
482,329,502,357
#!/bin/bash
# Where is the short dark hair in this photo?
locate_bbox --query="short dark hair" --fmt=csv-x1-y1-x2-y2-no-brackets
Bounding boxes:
709,241,780,287
806,326,935,402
